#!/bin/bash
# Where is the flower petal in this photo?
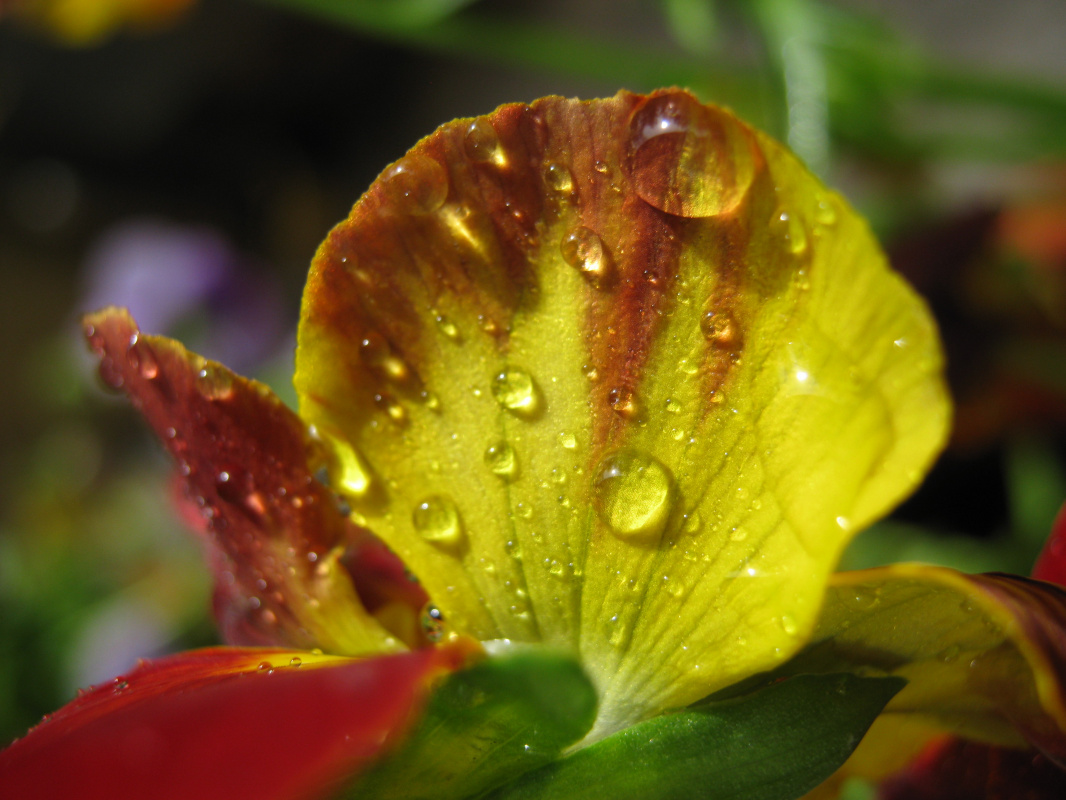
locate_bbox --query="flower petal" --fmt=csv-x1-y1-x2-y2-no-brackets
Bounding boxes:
1034,502,1066,585
84,307,426,655
294,90,948,733
784,566,1066,760
0,643,474,800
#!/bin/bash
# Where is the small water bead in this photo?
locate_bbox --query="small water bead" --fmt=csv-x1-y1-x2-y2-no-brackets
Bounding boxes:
435,314,460,340
382,154,448,215
492,368,540,416
593,449,676,540
770,210,809,256
257,661,272,673
413,495,466,551
559,432,577,450
373,392,408,425
780,615,798,636
360,331,411,384
197,364,234,400
560,226,615,288
814,194,837,227
628,91,757,219
484,441,518,481
464,119,505,166
289,656,302,667
607,386,642,420
420,603,446,643
700,310,740,350
543,162,575,196
326,435,372,498
127,338,159,380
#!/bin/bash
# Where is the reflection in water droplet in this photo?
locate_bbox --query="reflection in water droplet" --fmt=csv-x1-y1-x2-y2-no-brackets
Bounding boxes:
421,603,446,642
628,91,757,218
413,495,465,550
464,119,505,166
484,441,518,481
593,449,675,540
382,154,448,215
492,368,540,416
543,162,574,196
560,226,615,288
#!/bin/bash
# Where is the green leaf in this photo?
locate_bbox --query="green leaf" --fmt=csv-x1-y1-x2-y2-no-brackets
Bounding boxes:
484,673,903,800
349,649,598,800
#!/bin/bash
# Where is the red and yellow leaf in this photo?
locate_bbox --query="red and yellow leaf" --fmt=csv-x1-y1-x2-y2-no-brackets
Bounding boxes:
294,89,949,735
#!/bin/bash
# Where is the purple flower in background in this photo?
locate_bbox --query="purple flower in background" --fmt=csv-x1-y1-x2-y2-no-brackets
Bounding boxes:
81,218,290,373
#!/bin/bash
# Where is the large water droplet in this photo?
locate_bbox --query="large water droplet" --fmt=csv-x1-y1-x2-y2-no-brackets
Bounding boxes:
464,119,505,166
628,91,758,219
593,449,675,540
492,368,540,416
413,495,465,551
484,441,518,481
382,153,448,215
560,226,615,288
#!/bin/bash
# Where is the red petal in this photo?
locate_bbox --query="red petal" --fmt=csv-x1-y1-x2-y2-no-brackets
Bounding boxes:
83,307,428,653
0,644,473,800
1034,503,1066,586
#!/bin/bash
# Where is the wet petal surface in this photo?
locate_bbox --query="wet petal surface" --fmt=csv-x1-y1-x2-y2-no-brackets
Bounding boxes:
295,90,949,733
84,308,426,655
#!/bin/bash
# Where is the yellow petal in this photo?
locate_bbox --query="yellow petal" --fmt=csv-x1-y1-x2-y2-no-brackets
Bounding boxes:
295,90,949,735
793,566,1066,758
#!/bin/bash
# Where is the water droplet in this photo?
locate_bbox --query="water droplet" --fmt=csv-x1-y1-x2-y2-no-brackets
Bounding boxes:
628,91,757,218
582,363,600,382
413,495,465,550
560,226,615,288
729,526,747,542
770,210,808,256
464,119,505,166
257,661,272,672
484,441,518,481
197,364,234,400
543,162,574,196
127,339,159,379
780,614,798,636
559,432,577,450
492,368,540,416
435,314,460,340
607,386,642,420
383,153,448,215
421,603,446,642
700,310,740,350
360,331,411,384
593,449,675,540
682,512,702,533
325,434,372,498
939,644,960,663
814,194,837,227
373,391,408,425
664,398,682,414
289,656,303,667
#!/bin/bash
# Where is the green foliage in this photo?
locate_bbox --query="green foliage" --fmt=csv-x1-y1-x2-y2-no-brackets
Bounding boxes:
349,649,598,800
484,674,904,800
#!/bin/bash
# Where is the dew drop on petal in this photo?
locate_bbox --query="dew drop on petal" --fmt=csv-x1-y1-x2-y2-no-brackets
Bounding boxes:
484,441,518,481
382,153,449,215
492,368,540,416
628,91,757,219
593,449,675,540
464,119,505,166
543,162,574,196
413,495,466,551
420,603,446,643
560,226,615,288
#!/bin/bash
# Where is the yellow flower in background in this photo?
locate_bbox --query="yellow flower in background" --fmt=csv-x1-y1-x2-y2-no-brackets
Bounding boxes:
5,0,195,44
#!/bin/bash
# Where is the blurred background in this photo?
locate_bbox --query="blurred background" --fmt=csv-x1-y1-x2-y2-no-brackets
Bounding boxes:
1,0,1065,748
